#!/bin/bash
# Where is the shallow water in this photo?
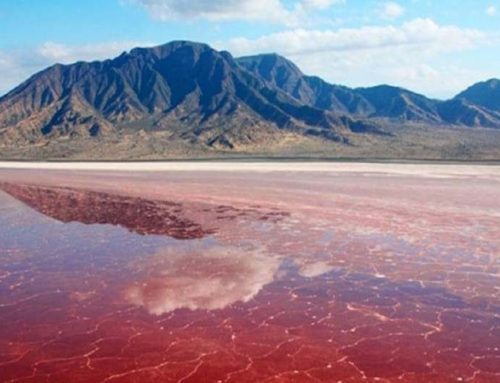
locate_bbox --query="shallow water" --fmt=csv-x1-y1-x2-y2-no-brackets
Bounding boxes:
0,166,499,382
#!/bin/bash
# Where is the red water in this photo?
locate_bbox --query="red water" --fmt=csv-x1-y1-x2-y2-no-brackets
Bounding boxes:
0,169,499,382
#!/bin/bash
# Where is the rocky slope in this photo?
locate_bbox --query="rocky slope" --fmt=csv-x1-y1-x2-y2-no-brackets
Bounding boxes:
455,79,500,112
0,41,380,153
0,41,499,160
237,53,500,128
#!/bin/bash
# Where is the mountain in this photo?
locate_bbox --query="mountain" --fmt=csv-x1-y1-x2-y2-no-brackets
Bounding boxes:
237,54,442,122
437,99,500,128
0,41,383,157
237,53,500,127
455,79,500,112
0,41,499,160
237,54,371,115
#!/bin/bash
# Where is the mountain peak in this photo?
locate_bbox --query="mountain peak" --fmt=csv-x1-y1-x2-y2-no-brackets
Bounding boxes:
0,40,499,160
128,40,215,60
237,53,304,78
0,39,357,158
483,78,500,86
236,53,312,104
455,78,500,112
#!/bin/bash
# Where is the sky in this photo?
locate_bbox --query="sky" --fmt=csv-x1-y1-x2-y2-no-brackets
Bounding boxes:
0,0,499,99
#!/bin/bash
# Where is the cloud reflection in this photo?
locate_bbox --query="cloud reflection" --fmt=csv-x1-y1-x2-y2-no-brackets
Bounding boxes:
298,260,335,278
126,244,281,315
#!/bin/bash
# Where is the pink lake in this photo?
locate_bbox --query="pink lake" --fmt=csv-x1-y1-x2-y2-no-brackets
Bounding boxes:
0,163,499,382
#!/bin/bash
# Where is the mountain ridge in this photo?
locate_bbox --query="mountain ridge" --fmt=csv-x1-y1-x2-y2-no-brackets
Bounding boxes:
0,40,499,160
236,53,500,127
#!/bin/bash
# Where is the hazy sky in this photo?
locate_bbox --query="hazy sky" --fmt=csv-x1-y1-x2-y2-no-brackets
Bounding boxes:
0,0,499,98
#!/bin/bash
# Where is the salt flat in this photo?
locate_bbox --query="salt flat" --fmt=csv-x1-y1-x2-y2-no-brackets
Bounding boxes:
0,163,499,382
1,160,500,178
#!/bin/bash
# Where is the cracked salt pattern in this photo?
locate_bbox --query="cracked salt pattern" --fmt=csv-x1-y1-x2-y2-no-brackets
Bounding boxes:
0,166,499,382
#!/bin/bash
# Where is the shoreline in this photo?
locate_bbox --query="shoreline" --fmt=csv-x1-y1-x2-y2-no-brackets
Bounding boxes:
1,161,500,178
1,157,500,165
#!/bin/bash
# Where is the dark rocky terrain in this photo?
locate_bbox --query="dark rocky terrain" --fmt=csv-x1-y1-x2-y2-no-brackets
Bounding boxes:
0,41,499,160
237,54,500,127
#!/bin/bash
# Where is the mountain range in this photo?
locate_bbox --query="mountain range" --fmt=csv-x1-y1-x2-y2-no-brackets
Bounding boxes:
0,40,499,160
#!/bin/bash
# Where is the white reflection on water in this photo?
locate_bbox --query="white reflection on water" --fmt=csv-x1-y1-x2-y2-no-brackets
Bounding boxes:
126,244,282,314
